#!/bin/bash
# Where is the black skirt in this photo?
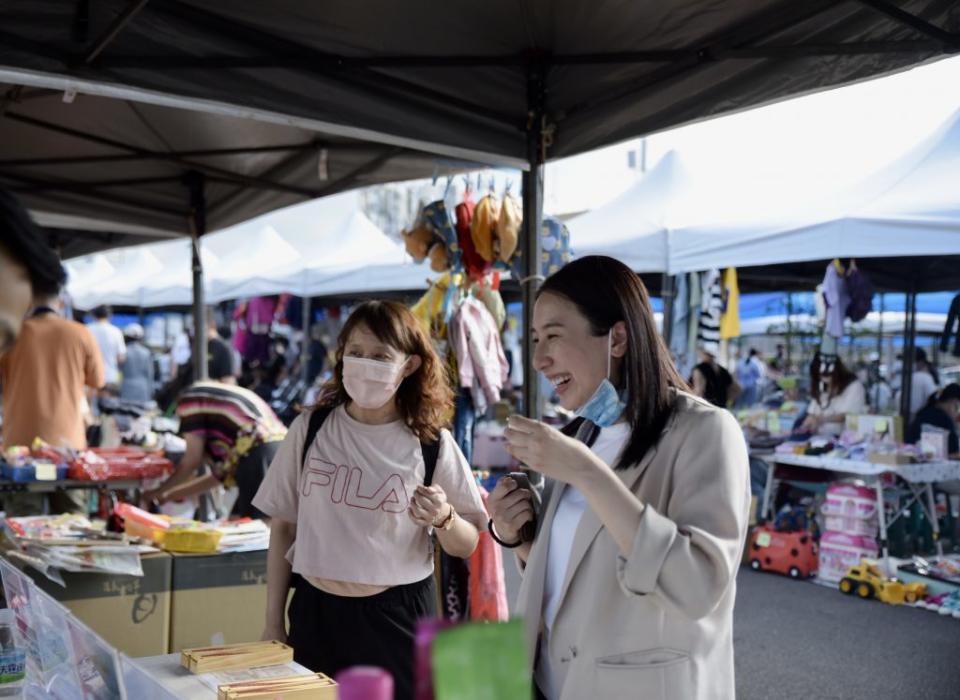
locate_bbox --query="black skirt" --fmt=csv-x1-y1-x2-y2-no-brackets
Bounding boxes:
287,574,437,700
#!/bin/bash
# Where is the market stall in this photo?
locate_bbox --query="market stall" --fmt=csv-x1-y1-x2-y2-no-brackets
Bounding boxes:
3,6,960,693
761,453,960,561
0,549,529,698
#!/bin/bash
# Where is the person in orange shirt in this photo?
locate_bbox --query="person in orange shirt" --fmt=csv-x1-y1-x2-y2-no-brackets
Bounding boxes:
1,286,105,515
1,288,105,449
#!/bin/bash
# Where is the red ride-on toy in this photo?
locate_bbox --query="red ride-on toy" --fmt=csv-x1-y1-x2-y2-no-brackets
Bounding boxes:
748,524,818,579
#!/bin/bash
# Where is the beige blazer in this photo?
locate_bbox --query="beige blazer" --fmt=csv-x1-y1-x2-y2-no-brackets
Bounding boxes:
516,391,750,700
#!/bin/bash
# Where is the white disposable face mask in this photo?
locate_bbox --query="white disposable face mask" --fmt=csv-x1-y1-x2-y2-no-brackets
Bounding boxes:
342,356,408,409
575,330,626,427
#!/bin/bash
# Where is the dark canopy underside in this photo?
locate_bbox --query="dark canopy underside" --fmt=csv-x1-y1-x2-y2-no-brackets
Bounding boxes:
1,0,958,238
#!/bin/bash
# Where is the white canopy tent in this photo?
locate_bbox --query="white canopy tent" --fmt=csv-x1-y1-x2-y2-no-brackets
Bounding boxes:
65,197,429,308
668,107,960,274
565,150,683,273
567,107,960,279
207,210,422,303
67,238,221,309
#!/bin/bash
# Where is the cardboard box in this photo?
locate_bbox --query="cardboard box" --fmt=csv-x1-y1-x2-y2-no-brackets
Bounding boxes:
867,451,914,466
845,414,903,444
169,550,267,653
26,551,172,657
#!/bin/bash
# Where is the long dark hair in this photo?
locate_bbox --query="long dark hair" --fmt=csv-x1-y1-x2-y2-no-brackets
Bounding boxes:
810,352,857,405
0,188,66,296
317,300,453,441
539,256,686,470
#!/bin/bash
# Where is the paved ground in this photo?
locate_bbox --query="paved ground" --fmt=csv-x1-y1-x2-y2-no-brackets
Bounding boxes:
735,568,960,699
504,563,960,698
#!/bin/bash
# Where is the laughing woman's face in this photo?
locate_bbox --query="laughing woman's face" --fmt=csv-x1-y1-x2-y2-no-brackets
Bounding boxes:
0,244,33,358
531,292,611,412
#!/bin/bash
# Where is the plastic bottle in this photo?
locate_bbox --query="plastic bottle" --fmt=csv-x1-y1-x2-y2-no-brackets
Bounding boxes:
0,609,26,698
335,666,393,700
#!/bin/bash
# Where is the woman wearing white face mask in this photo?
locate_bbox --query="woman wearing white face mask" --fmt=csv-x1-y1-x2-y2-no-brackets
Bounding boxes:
487,256,750,700
253,301,485,699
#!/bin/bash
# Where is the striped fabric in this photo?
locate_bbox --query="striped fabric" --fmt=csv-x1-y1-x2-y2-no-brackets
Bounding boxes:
175,381,287,487
696,268,723,356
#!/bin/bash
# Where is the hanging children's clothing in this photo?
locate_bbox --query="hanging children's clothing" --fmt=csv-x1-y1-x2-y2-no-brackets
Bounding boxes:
696,269,722,356
719,267,740,340
822,260,849,339
686,270,702,360
448,297,509,415
243,296,277,365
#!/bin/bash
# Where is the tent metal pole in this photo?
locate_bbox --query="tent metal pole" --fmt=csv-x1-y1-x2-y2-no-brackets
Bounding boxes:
0,169,185,217
82,0,151,64
899,288,917,420
521,58,546,421
97,40,945,71
2,111,323,198
857,0,960,45
0,143,324,168
184,171,208,381
875,293,884,409
661,274,675,347
785,292,794,373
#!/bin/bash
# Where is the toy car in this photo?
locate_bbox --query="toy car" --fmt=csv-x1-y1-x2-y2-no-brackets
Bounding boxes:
747,524,818,579
838,559,927,605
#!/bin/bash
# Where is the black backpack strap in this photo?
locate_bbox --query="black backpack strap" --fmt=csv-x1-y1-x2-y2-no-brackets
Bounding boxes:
301,406,334,470
420,437,440,486
560,416,599,448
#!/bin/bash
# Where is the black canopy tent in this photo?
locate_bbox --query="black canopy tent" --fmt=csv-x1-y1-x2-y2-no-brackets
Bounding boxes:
2,0,958,408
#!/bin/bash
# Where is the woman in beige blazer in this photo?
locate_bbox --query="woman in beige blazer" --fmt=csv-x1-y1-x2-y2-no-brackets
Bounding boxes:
489,256,750,700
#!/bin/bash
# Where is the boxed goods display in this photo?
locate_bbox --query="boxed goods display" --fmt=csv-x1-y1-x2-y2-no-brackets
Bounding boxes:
168,550,268,652
818,531,879,583
69,447,173,481
217,673,337,700
844,414,903,444
1,444,69,482
181,640,293,673
821,483,878,537
25,551,172,657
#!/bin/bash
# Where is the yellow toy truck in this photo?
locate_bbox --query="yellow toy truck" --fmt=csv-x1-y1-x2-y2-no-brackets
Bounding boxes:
838,559,927,605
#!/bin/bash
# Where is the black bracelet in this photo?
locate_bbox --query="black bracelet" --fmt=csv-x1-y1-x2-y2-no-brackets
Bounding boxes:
488,519,523,548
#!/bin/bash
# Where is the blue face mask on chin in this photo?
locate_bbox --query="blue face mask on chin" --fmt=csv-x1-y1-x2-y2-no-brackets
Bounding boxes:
575,330,626,427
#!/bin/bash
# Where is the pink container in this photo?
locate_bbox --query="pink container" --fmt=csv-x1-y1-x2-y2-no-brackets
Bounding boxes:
817,531,879,583
820,483,878,537
336,666,393,700
413,618,456,700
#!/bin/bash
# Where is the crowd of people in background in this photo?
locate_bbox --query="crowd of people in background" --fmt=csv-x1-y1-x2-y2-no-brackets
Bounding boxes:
678,337,957,459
